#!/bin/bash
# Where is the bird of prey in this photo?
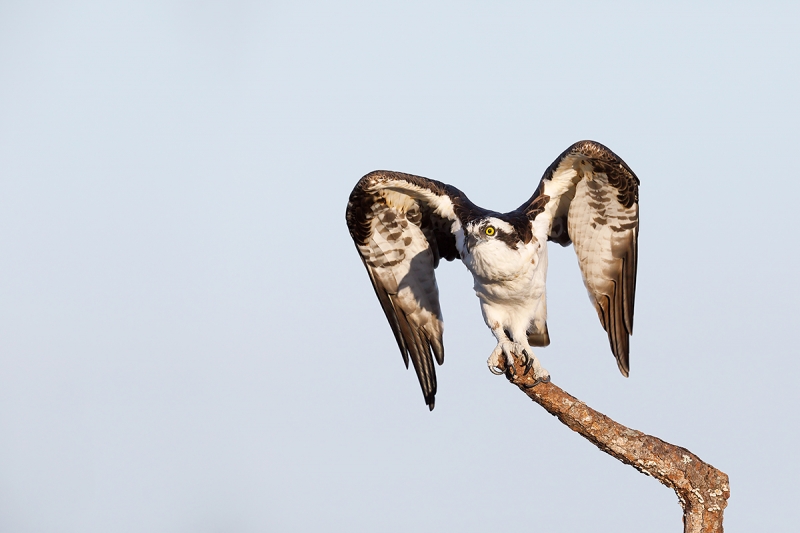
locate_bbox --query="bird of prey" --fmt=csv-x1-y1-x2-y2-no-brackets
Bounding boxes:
345,140,639,410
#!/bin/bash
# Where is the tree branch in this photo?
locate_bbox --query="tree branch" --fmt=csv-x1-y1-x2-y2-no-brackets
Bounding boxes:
501,358,730,533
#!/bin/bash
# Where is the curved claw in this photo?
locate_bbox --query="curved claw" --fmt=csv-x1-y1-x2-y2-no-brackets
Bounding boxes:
522,350,533,376
489,365,505,376
504,364,516,379
521,377,545,389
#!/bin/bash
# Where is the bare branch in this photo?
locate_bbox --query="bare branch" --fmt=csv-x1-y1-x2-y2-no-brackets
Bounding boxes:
502,359,730,533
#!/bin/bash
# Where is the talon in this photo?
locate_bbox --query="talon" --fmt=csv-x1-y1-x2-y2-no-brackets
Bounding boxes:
489,365,504,376
523,350,533,375
522,377,544,389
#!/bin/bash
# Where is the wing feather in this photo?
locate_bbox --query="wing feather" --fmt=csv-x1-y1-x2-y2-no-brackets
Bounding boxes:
346,171,463,409
521,141,639,375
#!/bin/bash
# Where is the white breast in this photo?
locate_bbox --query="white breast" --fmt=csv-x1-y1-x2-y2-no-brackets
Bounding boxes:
463,238,544,303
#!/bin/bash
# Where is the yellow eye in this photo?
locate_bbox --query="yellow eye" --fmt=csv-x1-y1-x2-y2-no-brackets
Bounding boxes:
485,226,496,236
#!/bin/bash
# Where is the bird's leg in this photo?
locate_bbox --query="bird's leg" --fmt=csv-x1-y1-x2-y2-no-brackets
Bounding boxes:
486,326,511,375
486,328,549,382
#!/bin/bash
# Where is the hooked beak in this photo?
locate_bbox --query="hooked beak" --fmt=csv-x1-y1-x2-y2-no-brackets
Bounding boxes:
464,232,480,253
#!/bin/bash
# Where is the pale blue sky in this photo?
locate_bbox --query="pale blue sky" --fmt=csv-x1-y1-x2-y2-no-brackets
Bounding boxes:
1,1,798,531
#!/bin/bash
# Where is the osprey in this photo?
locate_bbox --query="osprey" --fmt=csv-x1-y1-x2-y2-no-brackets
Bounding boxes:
345,140,639,410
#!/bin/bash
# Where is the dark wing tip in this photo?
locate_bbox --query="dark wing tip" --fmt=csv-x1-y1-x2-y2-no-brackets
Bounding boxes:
616,346,630,377
606,298,631,378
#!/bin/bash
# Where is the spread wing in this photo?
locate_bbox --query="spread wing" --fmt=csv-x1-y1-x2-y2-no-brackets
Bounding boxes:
345,171,465,410
520,140,639,376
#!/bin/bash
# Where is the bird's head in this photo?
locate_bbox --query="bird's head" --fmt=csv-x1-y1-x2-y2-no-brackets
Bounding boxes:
463,216,522,253
458,215,540,281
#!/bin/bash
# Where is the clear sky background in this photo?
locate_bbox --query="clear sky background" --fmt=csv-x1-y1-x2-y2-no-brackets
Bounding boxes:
1,1,798,532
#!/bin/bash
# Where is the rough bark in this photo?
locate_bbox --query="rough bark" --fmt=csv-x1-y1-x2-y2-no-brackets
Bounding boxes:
501,358,730,533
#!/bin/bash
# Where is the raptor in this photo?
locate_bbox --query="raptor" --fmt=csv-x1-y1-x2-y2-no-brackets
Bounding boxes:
345,140,639,410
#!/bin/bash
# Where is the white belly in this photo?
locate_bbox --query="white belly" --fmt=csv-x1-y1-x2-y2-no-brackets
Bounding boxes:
461,237,548,336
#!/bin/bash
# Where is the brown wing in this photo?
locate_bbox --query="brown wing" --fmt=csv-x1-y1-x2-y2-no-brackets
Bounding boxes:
520,140,639,375
345,171,464,410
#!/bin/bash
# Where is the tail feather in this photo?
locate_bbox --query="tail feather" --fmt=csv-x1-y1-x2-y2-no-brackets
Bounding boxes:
527,321,551,347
